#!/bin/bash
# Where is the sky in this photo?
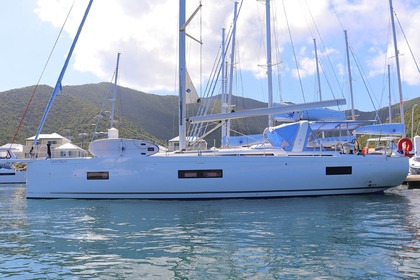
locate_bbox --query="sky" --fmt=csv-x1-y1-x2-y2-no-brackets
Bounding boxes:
1,0,419,113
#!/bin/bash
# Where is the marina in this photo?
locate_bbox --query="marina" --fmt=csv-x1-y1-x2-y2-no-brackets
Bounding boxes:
0,0,419,277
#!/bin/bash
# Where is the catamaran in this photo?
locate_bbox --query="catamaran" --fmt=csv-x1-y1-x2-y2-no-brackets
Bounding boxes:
25,0,408,199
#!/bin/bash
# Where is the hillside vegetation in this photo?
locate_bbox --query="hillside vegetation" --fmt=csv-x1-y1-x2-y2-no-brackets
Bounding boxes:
0,83,418,148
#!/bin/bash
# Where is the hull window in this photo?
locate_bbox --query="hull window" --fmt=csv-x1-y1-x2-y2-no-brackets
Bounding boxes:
326,166,352,175
0,173,15,176
178,169,223,179
87,171,109,180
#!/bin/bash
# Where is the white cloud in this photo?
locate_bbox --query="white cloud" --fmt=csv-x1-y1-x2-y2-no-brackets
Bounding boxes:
33,0,420,103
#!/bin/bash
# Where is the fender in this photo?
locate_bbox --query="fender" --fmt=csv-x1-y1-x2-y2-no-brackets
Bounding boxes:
397,137,413,157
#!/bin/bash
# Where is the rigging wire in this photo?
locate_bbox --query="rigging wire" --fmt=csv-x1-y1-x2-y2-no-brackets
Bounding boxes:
394,11,420,74
378,17,393,115
8,0,76,149
91,73,116,142
269,0,283,103
189,1,244,141
349,46,381,122
303,0,344,103
256,0,268,104
299,0,319,102
281,0,306,103
328,0,385,117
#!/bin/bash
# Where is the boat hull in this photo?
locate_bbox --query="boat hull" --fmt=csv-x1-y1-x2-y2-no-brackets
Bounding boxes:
26,154,408,199
409,157,420,175
0,170,26,184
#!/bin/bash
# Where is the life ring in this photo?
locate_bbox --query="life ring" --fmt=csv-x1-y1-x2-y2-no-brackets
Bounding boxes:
397,137,413,157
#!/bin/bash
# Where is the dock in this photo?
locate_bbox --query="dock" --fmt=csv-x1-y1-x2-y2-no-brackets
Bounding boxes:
404,175,420,189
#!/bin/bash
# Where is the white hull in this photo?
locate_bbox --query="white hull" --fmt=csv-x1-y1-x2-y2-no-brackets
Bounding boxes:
0,170,26,184
26,153,408,199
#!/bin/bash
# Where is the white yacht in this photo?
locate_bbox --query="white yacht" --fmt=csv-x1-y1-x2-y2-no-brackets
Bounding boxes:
25,0,409,199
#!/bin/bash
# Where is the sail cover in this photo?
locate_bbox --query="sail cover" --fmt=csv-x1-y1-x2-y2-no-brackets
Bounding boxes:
264,121,319,152
273,104,346,122
354,123,405,136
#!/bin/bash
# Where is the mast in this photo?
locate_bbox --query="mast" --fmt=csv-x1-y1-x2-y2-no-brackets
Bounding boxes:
110,52,121,129
313,38,322,101
31,0,94,148
226,1,239,146
266,0,274,127
221,28,227,147
388,64,392,123
389,0,405,135
178,0,187,151
344,30,355,121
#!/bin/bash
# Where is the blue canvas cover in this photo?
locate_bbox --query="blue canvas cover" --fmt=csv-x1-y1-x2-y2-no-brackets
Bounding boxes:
224,134,265,146
264,122,320,151
272,103,346,122
354,123,405,136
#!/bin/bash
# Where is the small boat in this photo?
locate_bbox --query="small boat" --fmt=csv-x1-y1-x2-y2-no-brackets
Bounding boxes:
0,148,26,184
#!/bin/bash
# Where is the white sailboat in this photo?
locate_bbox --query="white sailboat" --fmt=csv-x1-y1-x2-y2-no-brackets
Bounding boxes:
25,0,408,199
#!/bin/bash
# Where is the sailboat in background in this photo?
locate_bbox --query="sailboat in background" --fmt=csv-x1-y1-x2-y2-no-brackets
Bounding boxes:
89,52,160,158
24,0,408,199
351,0,413,158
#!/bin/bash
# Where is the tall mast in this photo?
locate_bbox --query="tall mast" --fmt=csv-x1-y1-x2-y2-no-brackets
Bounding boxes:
344,30,355,121
221,28,227,147
226,1,239,146
313,38,322,101
388,64,392,123
389,0,405,135
110,52,121,129
266,0,274,127
179,0,187,151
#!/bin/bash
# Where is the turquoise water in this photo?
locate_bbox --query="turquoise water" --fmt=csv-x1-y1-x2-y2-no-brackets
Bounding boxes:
1,185,419,279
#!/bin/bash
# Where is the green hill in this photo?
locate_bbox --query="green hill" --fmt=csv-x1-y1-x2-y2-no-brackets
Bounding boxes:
0,83,418,148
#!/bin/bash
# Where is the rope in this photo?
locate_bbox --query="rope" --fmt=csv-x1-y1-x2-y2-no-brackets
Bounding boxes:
394,11,420,74
281,0,306,102
8,0,76,150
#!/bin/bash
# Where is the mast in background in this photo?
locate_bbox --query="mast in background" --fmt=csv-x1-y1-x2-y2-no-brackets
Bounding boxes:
313,38,322,101
344,30,355,121
388,64,393,123
178,0,187,151
110,52,121,129
389,0,405,135
265,0,274,127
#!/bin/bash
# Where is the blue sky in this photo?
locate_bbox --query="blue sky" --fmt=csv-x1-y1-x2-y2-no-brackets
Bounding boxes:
1,0,419,113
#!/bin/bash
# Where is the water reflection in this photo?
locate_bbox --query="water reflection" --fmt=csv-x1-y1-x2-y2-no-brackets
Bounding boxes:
0,185,419,279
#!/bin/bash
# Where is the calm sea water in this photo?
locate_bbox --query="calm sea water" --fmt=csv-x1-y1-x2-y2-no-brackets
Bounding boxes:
1,185,419,279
